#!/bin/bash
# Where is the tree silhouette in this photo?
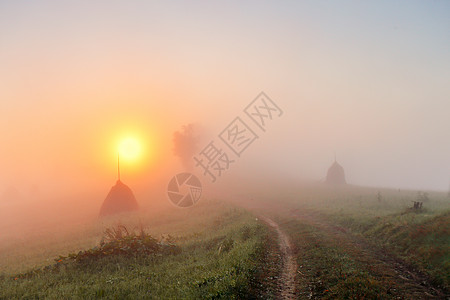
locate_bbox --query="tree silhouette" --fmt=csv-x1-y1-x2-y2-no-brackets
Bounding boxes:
173,124,198,171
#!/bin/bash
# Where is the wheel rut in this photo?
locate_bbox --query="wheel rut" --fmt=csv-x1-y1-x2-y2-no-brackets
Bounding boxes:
259,216,297,299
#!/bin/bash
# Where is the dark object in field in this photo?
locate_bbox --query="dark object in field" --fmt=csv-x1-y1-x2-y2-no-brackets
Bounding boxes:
326,160,346,184
412,201,423,210
99,180,139,217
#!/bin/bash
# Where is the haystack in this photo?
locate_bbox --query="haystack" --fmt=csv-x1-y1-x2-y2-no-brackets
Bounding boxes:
99,180,139,217
326,160,346,184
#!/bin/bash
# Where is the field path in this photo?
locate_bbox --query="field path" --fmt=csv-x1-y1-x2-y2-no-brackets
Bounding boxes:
231,198,448,298
259,215,297,299
288,208,448,299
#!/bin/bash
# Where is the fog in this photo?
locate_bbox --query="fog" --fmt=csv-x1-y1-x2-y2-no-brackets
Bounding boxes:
0,1,449,251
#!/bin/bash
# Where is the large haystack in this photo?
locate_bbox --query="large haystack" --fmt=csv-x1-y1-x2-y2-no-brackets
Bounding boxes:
99,180,139,217
326,160,346,184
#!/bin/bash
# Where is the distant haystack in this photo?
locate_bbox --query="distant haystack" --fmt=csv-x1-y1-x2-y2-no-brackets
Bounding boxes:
326,159,346,185
99,180,139,217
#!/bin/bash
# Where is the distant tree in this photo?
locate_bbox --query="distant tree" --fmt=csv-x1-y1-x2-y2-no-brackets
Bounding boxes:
173,124,199,171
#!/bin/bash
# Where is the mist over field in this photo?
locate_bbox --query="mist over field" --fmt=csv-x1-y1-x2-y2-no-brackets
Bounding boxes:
0,1,449,298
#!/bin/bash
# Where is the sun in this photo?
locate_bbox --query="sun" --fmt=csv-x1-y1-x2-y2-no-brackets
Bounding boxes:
118,137,141,161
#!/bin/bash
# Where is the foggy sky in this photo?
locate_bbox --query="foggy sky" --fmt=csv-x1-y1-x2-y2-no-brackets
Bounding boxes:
0,0,449,197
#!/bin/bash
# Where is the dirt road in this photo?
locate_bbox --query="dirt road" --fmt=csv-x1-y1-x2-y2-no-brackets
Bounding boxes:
259,215,297,299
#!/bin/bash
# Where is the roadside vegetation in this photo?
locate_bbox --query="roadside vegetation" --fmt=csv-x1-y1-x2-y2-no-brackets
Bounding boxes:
305,186,449,290
284,218,399,298
256,184,449,296
0,200,277,299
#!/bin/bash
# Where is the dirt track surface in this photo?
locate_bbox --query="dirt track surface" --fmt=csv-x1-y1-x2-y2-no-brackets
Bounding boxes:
259,216,297,299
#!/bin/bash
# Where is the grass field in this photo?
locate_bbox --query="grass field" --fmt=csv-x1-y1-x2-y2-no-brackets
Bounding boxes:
1,184,448,299
249,183,450,296
0,200,278,299
295,185,449,290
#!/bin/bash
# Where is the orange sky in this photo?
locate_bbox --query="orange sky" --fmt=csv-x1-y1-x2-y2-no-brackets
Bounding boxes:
0,0,449,207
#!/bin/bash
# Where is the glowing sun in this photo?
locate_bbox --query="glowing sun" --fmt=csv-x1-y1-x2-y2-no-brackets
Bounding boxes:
118,137,141,161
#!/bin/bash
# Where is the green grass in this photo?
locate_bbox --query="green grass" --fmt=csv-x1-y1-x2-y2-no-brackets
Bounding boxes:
282,218,394,299
261,183,449,292
356,210,450,288
306,188,449,289
1,183,448,298
0,200,275,299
